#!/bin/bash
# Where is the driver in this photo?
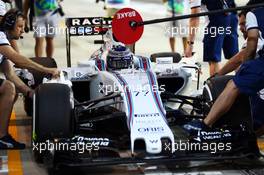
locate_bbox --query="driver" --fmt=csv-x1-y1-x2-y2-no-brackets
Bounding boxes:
0,9,59,149
184,4,264,136
106,45,133,71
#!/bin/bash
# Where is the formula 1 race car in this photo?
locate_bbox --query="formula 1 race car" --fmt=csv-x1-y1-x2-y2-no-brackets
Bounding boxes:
27,17,261,172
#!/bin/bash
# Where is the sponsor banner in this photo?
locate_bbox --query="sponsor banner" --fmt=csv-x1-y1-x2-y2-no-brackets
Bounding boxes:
66,17,112,36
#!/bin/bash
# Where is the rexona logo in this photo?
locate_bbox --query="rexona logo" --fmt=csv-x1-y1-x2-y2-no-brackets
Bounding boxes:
134,113,159,117
138,127,164,133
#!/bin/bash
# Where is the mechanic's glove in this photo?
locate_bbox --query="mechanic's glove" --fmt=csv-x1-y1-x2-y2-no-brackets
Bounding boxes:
183,120,210,136
204,73,219,85
47,68,60,79
26,89,35,99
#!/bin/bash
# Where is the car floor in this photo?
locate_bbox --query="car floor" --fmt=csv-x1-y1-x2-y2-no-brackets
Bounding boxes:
0,96,263,175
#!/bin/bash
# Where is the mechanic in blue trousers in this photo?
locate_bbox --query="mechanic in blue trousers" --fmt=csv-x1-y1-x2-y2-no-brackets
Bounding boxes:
213,8,264,136
184,2,264,137
185,0,239,76
0,9,60,149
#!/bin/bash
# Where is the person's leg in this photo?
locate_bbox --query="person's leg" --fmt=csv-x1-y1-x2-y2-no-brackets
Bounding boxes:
203,33,223,76
0,80,16,138
35,37,45,57
33,16,46,58
45,37,54,58
182,37,187,53
169,37,175,52
223,13,239,60
209,61,220,76
106,8,119,17
45,13,59,58
204,80,240,126
184,58,264,134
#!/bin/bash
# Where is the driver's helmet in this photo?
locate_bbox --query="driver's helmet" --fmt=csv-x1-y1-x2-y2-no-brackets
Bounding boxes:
106,45,133,70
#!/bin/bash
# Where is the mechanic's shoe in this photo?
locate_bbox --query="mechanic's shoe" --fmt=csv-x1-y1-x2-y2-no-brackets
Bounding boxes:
0,134,26,149
183,120,209,136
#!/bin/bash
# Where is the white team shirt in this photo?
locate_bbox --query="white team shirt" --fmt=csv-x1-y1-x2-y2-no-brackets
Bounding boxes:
241,38,264,58
189,0,201,9
246,11,264,51
0,31,10,64
105,0,130,9
0,0,6,16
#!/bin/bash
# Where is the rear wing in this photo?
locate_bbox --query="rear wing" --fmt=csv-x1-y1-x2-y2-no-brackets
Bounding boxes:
65,17,112,67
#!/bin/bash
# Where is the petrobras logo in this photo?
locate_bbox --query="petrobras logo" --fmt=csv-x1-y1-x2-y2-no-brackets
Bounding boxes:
138,127,164,133
134,113,160,118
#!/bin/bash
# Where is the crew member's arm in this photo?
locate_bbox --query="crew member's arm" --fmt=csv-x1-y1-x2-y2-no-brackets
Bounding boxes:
243,12,259,61
9,40,19,53
185,0,201,57
1,59,33,96
0,45,60,77
218,49,246,75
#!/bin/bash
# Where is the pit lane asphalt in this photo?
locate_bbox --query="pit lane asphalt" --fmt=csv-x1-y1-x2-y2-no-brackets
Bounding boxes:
0,0,264,174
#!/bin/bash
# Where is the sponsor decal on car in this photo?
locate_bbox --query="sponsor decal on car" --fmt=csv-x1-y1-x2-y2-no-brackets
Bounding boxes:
72,136,110,146
134,113,160,117
138,127,164,133
193,130,232,142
